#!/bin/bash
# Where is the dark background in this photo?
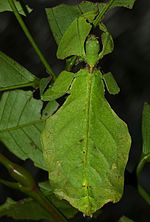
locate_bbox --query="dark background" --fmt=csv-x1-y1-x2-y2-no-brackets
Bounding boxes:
0,0,150,221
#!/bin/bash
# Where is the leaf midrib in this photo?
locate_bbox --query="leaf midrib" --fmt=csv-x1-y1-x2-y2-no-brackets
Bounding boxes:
83,73,92,206
0,119,44,133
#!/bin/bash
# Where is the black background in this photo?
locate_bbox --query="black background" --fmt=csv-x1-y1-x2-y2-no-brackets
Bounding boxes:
0,0,150,221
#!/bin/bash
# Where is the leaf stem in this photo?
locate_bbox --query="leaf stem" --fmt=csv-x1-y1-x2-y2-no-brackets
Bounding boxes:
93,0,115,27
8,0,56,80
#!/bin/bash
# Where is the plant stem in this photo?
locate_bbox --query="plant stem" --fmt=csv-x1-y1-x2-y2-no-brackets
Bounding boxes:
31,190,69,222
0,153,68,222
8,0,56,80
93,0,114,27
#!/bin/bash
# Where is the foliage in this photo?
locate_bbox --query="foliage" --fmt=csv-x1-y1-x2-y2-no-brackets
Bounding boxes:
0,0,31,15
136,103,150,205
0,0,149,222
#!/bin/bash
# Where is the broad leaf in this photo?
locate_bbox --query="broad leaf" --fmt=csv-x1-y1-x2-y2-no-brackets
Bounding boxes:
103,72,120,95
46,1,100,44
0,0,32,16
0,51,37,91
42,69,131,215
57,17,91,59
0,90,46,170
42,71,75,101
118,216,134,222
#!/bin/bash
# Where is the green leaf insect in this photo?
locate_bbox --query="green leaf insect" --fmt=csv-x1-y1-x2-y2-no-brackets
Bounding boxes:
42,34,131,216
42,1,134,215
42,68,131,216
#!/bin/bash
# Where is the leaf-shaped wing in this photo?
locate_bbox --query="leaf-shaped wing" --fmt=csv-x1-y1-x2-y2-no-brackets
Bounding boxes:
42,69,131,215
57,17,91,59
98,23,114,59
42,71,75,101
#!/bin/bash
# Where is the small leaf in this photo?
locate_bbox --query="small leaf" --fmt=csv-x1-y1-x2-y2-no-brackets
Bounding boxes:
42,69,131,215
57,17,91,59
99,23,114,59
40,77,51,96
0,51,37,91
136,103,150,205
111,0,136,9
103,72,120,95
42,101,59,119
142,103,150,155
118,216,134,222
0,90,46,170
0,0,32,16
138,185,150,205
42,71,75,101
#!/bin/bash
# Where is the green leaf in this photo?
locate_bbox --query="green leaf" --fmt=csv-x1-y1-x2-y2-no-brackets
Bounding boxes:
138,184,150,205
42,71,75,101
40,77,51,96
142,103,150,155
0,90,46,170
118,216,134,222
46,1,136,45
40,182,77,219
103,72,120,95
0,51,37,91
42,69,131,216
99,23,114,59
57,17,91,60
0,198,50,220
0,195,77,221
42,101,59,119
111,0,136,9
0,0,32,16
136,103,150,205
46,1,99,44
0,181,77,220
